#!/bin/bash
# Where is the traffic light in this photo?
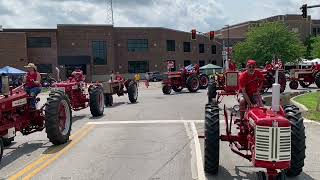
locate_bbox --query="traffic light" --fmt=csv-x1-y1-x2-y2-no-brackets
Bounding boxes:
191,29,196,40
301,4,307,18
209,31,215,40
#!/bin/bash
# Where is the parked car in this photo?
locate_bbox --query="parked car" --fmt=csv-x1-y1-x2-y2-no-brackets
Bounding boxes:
146,71,163,82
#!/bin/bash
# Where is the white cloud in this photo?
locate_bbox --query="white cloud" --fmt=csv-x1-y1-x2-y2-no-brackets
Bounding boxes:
0,0,319,31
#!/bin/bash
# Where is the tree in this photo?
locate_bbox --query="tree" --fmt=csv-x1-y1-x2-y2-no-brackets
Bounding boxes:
311,36,320,58
233,22,306,65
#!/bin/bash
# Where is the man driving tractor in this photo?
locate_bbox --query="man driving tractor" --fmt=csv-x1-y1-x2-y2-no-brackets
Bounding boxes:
23,63,41,109
239,59,265,118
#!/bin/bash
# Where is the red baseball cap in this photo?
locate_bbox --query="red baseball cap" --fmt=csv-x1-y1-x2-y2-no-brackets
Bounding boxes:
246,59,256,66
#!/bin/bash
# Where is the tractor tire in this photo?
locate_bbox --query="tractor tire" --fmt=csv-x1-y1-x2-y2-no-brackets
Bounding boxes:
3,137,14,146
289,81,298,90
128,81,138,103
89,86,105,117
45,92,72,145
199,74,209,89
0,138,3,163
207,80,217,103
283,104,306,177
315,72,320,88
172,86,183,92
204,101,220,174
279,72,286,93
104,94,113,106
299,81,311,88
186,75,200,93
162,85,172,95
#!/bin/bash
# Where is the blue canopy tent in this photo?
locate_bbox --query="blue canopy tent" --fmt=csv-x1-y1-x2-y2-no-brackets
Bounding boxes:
0,66,26,75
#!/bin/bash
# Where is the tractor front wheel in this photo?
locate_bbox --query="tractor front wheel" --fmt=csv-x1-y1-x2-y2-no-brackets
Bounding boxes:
89,86,105,117
204,101,220,174
283,104,306,177
199,74,209,89
289,81,298,89
315,72,320,88
162,85,172,95
0,138,3,163
104,94,113,106
186,76,200,93
299,80,311,88
128,81,138,103
45,91,72,145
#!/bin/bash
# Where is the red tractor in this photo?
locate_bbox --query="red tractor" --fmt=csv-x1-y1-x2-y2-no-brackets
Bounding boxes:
261,63,286,93
204,66,306,179
102,79,138,106
288,64,320,89
162,64,209,94
51,70,104,117
0,74,72,162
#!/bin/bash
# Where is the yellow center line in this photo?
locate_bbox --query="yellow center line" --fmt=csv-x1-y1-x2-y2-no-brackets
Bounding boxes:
8,123,92,180
22,124,95,180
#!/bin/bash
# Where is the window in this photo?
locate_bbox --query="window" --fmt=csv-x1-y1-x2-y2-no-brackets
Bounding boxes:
318,28,320,35
184,60,191,67
183,42,191,52
199,44,205,53
211,45,217,54
27,37,51,48
167,40,175,51
92,41,107,65
128,39,148,52
128,61,149,73
199,60,205,67
313,28,317,36
36,64,52,73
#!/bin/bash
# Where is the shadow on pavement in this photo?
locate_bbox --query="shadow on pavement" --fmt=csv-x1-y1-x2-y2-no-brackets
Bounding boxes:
72,115,86,123
206,166,257,180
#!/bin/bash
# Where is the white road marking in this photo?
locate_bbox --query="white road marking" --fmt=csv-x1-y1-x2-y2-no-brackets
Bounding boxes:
184,122,198,179
87,120,204,125
190,122,205,180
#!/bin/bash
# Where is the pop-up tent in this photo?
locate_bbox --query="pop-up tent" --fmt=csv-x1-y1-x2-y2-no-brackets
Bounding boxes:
0,66,26,74
200,64,222,75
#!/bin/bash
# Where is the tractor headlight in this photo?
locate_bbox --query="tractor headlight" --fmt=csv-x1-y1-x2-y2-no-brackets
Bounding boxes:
233,105,240,112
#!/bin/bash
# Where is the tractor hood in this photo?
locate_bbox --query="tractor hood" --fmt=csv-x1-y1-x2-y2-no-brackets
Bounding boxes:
246,107,290,127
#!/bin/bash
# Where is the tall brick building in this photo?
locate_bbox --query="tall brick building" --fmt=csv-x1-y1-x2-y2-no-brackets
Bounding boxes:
0,25,222,81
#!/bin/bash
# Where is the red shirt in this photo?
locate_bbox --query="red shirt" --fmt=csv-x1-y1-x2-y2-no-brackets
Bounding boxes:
26,72,40,88
239,70,264,96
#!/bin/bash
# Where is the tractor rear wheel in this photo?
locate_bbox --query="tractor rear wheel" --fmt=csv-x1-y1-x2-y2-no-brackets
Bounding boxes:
186,75,200,93
204,101,220,174
315,72,320,88
0,138,3,163
89,86,105,117
299,81,311,88
45,91,72,145
104,94,113,106
199,74,209,89
128,81,138,103
279,72,286,93
3,137,14,146
283,104,306,177
289,81,298,89
162,85,172,94
172,86,183,92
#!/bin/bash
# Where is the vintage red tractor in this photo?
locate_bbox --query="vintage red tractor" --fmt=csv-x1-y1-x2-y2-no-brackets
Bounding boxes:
162,64,209,94
288,64,320,89
0,74,72,162
204,66,306,179
260,62,286,93
102,78,138,106
51,70,104,117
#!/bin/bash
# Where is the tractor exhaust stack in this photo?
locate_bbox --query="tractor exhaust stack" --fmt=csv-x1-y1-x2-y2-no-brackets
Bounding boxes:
1,75,10,97
271,64,280,112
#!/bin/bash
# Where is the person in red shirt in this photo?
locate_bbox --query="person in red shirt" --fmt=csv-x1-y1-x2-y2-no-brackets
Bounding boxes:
115,72,124,81
23,63,41,109
229,59,237,71
239,60,265,117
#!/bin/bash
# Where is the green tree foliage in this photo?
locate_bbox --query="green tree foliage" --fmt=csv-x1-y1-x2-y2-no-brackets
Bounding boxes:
233,22,306,65
311,36,320,58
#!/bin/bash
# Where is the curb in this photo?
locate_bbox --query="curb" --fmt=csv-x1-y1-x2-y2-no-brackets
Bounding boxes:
290,94,309,112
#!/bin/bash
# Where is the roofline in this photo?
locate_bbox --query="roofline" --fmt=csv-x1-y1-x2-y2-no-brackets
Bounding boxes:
57,24,113,27
1,28,57,32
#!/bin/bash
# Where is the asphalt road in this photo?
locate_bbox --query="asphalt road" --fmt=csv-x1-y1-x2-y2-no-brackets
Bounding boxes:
0,83,319,180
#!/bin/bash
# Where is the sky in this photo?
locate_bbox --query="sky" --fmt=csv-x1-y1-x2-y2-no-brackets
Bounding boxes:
0,0,319,32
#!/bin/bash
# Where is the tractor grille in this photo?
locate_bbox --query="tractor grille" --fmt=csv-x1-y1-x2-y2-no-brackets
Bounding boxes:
255,126,291,162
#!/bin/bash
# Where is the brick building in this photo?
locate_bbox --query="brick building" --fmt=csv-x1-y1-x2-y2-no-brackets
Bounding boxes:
0,25,222,81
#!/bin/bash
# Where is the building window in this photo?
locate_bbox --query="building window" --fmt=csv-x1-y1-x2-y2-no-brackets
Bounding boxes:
199,60,205,67
167,40,175,51
27,37,51,48
199,44,205,53
92,41,107,65
128,39,148,52
128,61,149,73
211,45,217,54
183,42,191,52
313,28,317,36
36,64,52,73
184,60,191,67
318,28,320,35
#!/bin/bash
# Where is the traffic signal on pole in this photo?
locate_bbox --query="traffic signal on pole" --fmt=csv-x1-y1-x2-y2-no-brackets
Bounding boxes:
209,31,215,40
191,29,196,40
301,4,307,18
